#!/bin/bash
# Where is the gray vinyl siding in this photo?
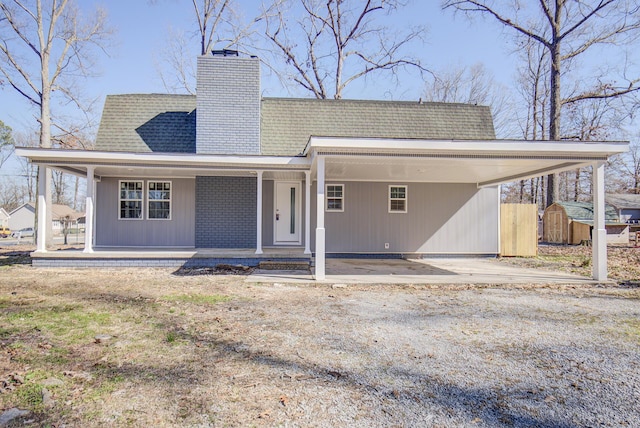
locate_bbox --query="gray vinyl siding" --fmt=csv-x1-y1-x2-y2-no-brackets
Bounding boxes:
95,178,195,247
310,182,499,254
195,176,256,248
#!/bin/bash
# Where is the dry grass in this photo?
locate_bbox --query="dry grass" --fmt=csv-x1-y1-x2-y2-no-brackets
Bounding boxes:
499,244,640,284
1,245,639,427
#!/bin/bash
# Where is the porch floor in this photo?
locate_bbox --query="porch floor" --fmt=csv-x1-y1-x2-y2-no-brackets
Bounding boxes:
32,247,308,259
30,247,309,268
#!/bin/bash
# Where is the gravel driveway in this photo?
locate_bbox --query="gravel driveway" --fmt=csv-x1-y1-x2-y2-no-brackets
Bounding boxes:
241,283,640,427
1,265,639,427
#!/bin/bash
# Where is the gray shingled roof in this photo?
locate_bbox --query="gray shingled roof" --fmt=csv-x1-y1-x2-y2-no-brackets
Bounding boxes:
555,201,619,222
95,94,196,153
606,193,640,210
260,98,495,155
95,95,495,155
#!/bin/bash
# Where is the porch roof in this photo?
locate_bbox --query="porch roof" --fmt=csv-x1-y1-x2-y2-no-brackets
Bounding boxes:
14,147,310,180
16,137,628,186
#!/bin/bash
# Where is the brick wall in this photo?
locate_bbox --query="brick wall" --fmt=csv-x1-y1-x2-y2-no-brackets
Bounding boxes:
196,55,261,155
195,176,257,248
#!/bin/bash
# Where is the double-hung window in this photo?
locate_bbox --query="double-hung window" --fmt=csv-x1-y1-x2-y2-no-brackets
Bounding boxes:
119,181,143,219
148,181,171,220
389,185,407,213
326,184,344,212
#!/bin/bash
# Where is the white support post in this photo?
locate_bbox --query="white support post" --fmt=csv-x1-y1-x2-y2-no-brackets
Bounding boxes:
35,166,47,253
304,170,311,255
92,179,97,246
315,156,326,280
83,167,95,253
592,161,607,281
255,170,263,255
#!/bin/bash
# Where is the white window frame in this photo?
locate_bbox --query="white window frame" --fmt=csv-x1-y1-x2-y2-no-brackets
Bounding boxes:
326,183,344,212
119,180,144,220
147,181,172,220
388,185,408,213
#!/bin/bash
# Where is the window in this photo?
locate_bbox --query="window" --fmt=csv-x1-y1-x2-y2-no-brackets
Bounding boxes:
389,185,407,213
326,184,344,212
148,181,171,220
119,181,143,219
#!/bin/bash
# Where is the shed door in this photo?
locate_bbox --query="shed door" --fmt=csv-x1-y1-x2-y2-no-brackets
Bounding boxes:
549,211,563,243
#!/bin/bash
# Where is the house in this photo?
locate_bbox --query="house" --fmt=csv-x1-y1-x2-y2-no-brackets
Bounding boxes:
0,207,9,229
15,51,628,280
606,193,640,224
543,201,629,245
8,202,83,234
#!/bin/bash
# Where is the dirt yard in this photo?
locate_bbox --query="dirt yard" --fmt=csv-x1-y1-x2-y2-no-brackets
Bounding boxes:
0,245,639,427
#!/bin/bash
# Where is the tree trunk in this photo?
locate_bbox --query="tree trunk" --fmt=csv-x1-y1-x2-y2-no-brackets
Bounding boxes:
546,1,563,208
40,43,54,247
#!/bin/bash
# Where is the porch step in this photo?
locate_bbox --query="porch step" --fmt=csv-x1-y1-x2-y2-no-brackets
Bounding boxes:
258,260,310,270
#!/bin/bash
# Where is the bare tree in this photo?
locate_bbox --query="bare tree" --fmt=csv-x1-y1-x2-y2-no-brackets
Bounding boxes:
264,0,427,99
156,0,256,94
424,62,517,138
611,133,640,194
0,120,14,170
0,179,27,212
0,0,110,245
11,130,39,203
500,38,550,207
443,0,640,206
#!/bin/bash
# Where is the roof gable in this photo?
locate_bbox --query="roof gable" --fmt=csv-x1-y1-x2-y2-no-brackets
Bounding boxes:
9,202,81,220
95,95,496,156
10,202,35,216
261,98,496,156
95,94,196,153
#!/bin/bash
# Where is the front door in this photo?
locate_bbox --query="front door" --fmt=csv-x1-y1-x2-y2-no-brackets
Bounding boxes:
274,181,301,244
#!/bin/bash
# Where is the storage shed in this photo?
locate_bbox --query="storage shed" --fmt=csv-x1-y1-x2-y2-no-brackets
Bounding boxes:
543,201,629,244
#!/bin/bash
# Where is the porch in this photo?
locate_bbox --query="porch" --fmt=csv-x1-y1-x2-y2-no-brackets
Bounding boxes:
30,247,310,268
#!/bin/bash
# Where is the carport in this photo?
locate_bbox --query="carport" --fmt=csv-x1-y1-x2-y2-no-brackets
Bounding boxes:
305,138,629,281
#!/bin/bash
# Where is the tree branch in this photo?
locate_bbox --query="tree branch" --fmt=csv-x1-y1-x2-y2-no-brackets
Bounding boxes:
443,0,552,48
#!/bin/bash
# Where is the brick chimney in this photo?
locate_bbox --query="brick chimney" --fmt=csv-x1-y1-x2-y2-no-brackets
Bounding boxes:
196,51,261,155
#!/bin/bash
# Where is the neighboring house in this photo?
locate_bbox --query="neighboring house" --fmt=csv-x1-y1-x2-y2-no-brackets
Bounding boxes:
606,193,640,223
8,202,82,234
8,203,35,232
543,201,629,245
0,208,9,229
15,51,629,280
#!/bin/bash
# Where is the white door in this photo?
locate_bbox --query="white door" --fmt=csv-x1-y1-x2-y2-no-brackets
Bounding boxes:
274,181,301,244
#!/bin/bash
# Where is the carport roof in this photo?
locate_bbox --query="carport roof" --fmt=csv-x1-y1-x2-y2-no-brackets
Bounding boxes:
16,138,628,187
305,137,629,186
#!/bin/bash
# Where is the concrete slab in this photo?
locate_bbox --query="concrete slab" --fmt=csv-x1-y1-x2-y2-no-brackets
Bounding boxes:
247,257,599,285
